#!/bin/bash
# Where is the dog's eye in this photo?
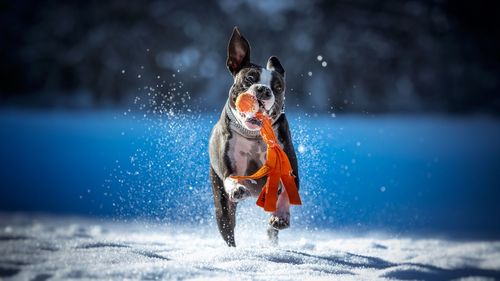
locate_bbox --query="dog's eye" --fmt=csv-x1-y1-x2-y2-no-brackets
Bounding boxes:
243,77,254,87
273,81,283,92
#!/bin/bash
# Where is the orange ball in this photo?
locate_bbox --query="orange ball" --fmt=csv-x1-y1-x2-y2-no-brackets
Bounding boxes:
235,92,258,113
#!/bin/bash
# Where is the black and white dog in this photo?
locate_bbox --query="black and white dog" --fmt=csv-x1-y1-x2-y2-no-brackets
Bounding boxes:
209,27,299,247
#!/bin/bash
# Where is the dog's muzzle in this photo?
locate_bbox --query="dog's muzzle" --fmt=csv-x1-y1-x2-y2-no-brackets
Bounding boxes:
255,85,272,100
233,85,275,131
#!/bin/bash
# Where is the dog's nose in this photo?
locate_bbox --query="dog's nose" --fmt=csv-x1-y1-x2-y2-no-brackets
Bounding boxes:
256,85,272,100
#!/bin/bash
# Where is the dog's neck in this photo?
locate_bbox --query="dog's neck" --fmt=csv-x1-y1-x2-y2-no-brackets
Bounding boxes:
225,101,261,138
225,101,282,139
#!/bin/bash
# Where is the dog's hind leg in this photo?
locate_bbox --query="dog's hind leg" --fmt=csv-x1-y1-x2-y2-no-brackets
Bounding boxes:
210,167,237,247
269,184,291,230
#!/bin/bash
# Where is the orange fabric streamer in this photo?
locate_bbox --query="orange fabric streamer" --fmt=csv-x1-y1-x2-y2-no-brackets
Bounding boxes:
231,94,302,212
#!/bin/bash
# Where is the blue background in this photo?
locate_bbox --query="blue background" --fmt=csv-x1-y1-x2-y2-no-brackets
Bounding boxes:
1,110,499,239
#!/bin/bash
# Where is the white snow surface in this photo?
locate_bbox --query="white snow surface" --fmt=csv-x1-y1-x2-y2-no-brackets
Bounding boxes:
1,213,499,281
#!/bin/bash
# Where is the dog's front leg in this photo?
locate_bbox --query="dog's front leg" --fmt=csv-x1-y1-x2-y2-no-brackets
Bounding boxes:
224,177,251,202
210,168,237,247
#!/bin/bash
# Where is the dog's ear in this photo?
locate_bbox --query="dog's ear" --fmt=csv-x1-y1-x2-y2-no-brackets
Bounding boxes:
266,56,285,77
227,27,251,76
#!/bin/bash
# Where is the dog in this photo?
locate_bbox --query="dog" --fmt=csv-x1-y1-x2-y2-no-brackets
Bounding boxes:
209,27,299,247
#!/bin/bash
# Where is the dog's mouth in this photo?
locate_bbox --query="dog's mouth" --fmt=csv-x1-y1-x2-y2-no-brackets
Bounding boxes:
244,116,262,130
237,111,263,131
236,100,270,131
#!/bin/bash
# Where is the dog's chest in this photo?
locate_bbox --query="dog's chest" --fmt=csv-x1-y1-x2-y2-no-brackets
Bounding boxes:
227,133,267,176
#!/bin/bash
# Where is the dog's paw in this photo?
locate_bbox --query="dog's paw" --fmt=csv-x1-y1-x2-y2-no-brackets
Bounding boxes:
228,184,251,202
269,212,290,230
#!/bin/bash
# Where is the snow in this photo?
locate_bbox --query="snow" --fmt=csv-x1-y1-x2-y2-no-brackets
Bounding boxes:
1,213,499,281
297,144,306,154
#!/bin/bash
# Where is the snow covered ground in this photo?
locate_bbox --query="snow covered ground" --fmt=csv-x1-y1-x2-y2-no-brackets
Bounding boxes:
1,213,499,281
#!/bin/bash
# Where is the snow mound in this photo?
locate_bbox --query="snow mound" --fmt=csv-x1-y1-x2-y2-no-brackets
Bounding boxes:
1,213,499,280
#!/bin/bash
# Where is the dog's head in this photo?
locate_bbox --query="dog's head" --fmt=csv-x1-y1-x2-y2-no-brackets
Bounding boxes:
226,27,286,131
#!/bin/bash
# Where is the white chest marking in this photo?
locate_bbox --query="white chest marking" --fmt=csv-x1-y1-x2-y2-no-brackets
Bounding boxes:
228,134,266,176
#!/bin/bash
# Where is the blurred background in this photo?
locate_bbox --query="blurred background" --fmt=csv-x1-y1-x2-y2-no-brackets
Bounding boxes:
1,0,499,239
2,0,499,112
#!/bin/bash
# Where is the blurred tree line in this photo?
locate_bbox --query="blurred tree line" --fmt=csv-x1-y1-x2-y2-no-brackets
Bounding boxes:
0,0,499,113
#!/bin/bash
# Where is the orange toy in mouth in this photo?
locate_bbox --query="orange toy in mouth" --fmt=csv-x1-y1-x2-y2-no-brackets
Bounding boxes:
235,92,258,113
230,111,302,212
